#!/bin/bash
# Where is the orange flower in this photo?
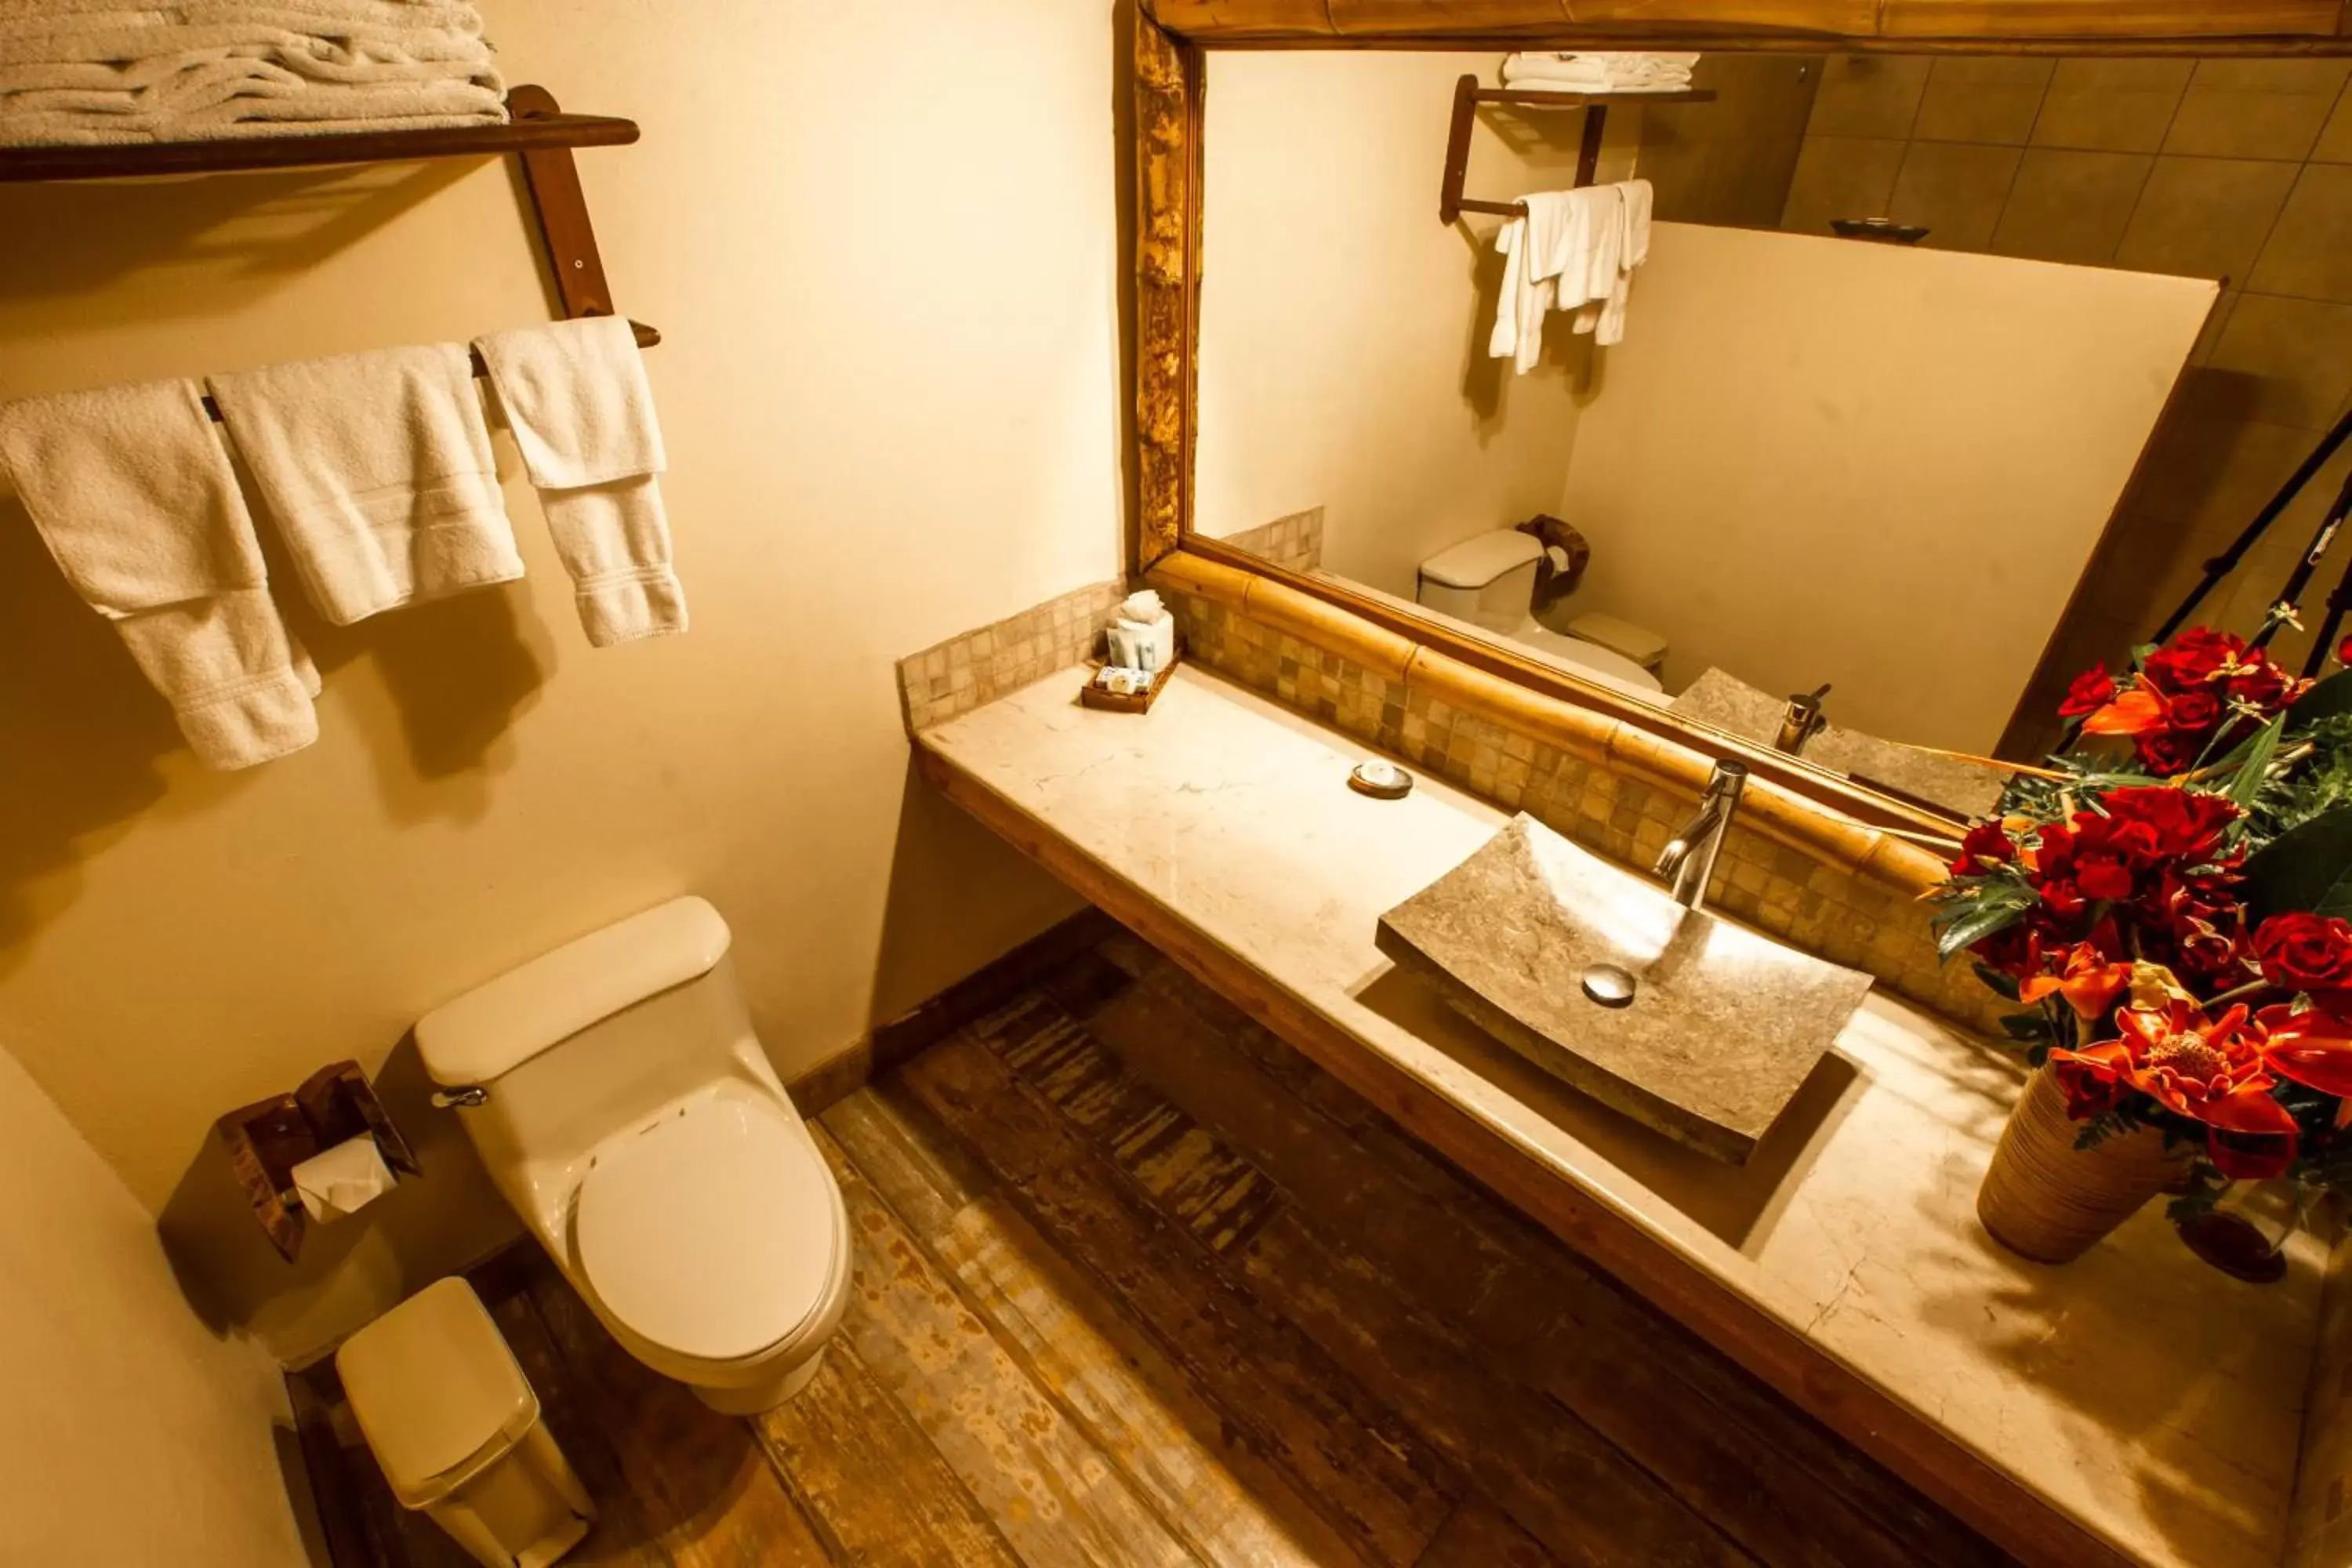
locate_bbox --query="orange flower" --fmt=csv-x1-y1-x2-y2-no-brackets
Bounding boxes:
2049,1000,2298,1178
2259,1002,2352,1099
2079,684,2169,738
2018,942,2135,1018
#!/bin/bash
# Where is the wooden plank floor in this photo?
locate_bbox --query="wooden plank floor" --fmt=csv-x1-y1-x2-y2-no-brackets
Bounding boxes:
295,926,2014,1568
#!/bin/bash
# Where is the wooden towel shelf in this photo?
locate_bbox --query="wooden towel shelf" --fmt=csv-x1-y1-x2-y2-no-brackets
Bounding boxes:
1439,77,1715,223
0,84,659,394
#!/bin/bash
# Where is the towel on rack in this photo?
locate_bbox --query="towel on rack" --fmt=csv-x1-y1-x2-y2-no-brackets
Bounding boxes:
0,377,318,768
474,318,684,646
209,343,523,624
1570,177,1652,347
1500,52,1698,93
1489,185,1620,374
0,0,506,146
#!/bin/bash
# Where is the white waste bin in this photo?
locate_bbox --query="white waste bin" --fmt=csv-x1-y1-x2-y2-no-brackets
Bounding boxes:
336,1276,596,1568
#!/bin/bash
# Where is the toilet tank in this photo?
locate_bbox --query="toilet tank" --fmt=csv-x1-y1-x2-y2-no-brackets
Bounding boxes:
1417,530,1543,633
416,898,786,1210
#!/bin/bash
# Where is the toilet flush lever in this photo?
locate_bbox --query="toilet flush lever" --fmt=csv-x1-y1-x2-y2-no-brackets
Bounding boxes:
430,1085,488,1110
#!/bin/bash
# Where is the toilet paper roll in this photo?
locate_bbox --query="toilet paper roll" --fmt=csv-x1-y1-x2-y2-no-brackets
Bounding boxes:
1544,545,1573,574
290,1137,396,1223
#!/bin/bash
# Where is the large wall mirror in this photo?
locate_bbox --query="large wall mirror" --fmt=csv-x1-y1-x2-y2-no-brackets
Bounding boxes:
1150,9,2352,829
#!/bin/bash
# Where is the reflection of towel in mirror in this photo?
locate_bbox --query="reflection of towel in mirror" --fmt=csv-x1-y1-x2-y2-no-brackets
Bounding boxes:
1500,52,1698,93
1489,185,1624,372
474,318,686,647
1570,178,1652,347
0,378,319,768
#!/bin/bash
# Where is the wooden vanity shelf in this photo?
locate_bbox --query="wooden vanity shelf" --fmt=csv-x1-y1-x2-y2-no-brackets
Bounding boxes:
1439,75,1715,223
0,84,659,379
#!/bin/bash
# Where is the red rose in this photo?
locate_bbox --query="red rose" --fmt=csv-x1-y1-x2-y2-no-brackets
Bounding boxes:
2253,913,2352,993
2136,730,2205,777
2101,786,2239,862
1950,820,2016,877
2228,652,2299,713
2166,688,2223,733
2059,666,2118,720
2339,634,2352,669
2143,627,2245,694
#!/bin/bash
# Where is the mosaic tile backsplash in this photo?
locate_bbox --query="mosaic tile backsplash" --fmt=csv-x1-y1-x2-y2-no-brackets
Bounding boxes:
1215,506,1324,573
898,578,1127,732
897,570,1998,1036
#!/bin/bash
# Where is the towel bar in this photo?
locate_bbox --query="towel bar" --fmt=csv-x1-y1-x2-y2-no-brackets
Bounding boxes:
1437,76,1715,225
194,319,661,422
5,85,662,416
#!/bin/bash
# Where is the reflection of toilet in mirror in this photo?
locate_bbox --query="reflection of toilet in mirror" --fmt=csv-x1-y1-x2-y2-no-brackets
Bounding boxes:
1417,528,1667,694
416,896,851,1414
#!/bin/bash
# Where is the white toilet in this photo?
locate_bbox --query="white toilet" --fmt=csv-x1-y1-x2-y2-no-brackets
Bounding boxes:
1417,530,1666,695
416,896,851,1414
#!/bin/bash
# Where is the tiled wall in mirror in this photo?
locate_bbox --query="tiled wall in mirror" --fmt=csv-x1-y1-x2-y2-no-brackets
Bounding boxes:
1193,49,2352,816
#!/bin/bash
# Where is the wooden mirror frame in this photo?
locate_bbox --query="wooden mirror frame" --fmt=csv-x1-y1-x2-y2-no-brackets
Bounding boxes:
1132,0,2352,840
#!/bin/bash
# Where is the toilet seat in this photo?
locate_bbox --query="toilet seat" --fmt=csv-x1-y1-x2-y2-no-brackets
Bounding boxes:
574,1096,840,1364
1514,622,1664,693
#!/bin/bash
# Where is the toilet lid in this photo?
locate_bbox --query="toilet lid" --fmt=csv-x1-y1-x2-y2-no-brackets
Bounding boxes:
575,1097,837,1363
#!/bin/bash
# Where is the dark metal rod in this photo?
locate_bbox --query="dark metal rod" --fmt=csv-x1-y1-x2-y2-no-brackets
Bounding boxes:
2251,463,2352,652
2155,401,2352,644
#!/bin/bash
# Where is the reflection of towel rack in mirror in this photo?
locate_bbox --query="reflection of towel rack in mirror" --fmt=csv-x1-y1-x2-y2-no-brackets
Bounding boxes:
1438,74,1715,224
0,83,661,418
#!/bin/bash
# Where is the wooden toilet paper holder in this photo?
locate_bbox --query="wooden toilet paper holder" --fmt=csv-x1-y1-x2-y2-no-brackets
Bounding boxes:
216,1062,421,1262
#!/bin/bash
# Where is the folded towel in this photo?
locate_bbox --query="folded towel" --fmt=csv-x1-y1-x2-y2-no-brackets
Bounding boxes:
1501,51,1697,93
0,0,505,145
0,378,318,768
209,344,522,625
474,318,685,646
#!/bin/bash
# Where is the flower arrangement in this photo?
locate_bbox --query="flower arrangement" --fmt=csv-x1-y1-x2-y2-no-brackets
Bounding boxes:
1939,624,2352,1259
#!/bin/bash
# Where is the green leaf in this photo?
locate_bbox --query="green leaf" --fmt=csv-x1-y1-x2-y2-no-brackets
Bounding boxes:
1972,962,2022,1001
2227,714,2286,816
1935,891,2034,962
2295,670,2352,727
2244,804,2352,923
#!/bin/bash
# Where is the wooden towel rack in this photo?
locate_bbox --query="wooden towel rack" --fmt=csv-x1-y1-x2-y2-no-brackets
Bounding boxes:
1439,74,1715,224
0,84,659,416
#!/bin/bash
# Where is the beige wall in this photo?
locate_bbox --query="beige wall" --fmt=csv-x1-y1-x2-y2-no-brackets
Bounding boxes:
1777,55,2352,745
0,0,1116,1355
1195,51,1635,600
0,1039,307,1566
1556,221,2212,753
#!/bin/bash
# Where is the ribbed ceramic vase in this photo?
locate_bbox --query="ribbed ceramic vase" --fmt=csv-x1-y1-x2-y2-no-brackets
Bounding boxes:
1976,1066,2185,1264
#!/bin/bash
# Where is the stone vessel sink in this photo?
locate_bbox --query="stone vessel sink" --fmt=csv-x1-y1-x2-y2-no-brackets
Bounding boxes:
1375,814,1875,1163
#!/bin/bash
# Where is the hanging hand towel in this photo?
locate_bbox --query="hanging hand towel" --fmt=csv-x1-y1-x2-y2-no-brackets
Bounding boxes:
473,317,685,646
1490,187,1622,374
0,378,318,768
1571,178,1652,347
209,343,521,625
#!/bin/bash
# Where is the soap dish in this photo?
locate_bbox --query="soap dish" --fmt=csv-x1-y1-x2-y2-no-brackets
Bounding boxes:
1081,652,1180,714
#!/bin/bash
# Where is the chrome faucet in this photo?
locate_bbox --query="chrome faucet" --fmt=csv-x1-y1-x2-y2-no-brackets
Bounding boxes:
1655,760,1749,913
1775,684,1832,756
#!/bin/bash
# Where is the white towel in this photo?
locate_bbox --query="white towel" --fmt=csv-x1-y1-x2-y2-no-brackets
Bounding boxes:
1501,52,1697,93
1571,178,1652,347
209,344,522,625
0,378,318,768
474,318,685,646
1490,186,1620,373
0,0,505,145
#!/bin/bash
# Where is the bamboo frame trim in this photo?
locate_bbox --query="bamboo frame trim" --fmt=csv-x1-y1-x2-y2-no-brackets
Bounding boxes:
1152,549,1951,897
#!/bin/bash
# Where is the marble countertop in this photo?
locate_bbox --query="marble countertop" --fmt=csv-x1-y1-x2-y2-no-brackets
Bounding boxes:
916,662,2324,1568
